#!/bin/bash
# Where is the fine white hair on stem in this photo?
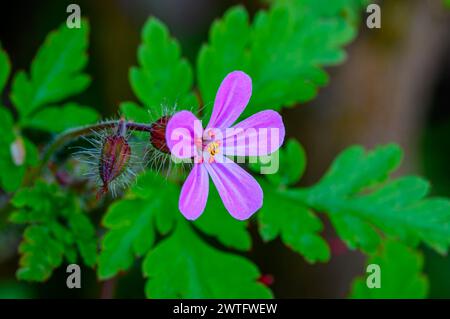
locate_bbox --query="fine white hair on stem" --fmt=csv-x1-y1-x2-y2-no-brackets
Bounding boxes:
72,125,144,198
69,101,200,195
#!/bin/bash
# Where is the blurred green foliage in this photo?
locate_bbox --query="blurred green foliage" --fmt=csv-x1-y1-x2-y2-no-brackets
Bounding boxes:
0,0,449,299
0,20,98,192
351,240,428,298
10,181,97,281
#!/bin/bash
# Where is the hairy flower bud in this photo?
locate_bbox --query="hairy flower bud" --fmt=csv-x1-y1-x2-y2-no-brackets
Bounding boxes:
149,115,170,153
97,120,131,198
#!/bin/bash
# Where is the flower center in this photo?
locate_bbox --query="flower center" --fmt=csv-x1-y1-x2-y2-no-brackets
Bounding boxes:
207,141,220,157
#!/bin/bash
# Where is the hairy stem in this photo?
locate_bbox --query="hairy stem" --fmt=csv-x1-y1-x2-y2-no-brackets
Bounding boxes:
39,120,153,173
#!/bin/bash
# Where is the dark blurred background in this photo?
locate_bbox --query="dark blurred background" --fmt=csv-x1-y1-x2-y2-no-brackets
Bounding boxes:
0,0,449,298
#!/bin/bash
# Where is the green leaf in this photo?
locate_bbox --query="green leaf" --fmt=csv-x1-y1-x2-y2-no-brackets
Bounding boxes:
98,171,178,279
0,44,11,93
98,199,156,279
197,6,250,117
259,180,330,263
293,144,450,254
143,221,272,298
17,225,64,281
307,144,403,197
252,139,328,262
11,181,97,281
350,240,428,298
23,102,99,133
329,214,380,254
0,133,38,193
197,1,363,117
0,107,14,143
67,210,97,267
194,187,252,251
129,18,196,114
11,20,90,119
444,0,450,9
267,139,306,186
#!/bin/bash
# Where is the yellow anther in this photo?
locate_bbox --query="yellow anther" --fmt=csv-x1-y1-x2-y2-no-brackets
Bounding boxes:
207,142,220,157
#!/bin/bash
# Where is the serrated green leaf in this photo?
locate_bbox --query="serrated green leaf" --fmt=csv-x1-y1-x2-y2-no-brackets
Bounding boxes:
329,214,380,254
259,180,330,263
17,225,64,281
23,102,99,133
143,221,272,298
0,44,11,93
251,139,328,262
129,18,196,114
67,210,97,267
11,20,90,119
98,171,178,279
197,1,363,117
98,199,157,279
292,144,450,254
350,240,428,298
310,144,403,198
194,187,252,251
11,181,97,281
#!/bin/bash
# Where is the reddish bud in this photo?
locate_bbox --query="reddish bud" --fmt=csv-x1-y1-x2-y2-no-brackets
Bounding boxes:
258,274,274,287
98,135,131,198
149,116,170,153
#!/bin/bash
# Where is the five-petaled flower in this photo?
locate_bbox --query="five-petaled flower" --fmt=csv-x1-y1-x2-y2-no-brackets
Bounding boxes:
166,71,285,220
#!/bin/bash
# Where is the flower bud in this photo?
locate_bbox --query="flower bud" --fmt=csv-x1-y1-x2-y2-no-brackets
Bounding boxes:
98,135,131,197
149,115,170,153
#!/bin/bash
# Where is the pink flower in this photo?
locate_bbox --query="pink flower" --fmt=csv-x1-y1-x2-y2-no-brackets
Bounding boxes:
165,71,285,220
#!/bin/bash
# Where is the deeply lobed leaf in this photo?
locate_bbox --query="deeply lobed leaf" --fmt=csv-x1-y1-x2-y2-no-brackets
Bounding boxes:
143,221,272,298
10,181,97,281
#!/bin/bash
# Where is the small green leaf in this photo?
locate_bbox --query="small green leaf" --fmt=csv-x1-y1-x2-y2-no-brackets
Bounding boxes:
130,18,196,113
11,181,97,281
0,44,11,93
351,240,428,298
24,102,99,133
11,20,91,119
143,221,272,298
0,134,38,193
17,225,64,281
0,107,15,144
67,210,98,267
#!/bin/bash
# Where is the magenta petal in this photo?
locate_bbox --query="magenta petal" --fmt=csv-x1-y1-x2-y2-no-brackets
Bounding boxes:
165,110,202,159
221,110,285,156
206,71,252,129
204,156,262,220
179,164,209,220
